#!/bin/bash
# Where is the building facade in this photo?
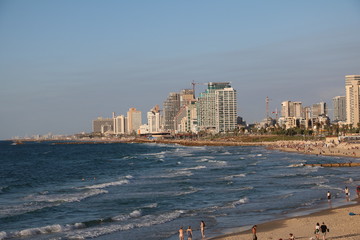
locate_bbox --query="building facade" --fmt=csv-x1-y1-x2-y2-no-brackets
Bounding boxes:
113,115,126,134
332,96,346,122
197,82,237,133
147,105,161,133
345,75,360,126
92,117,113,133
127,108,142,134
163,92,180,131
215,87,237,132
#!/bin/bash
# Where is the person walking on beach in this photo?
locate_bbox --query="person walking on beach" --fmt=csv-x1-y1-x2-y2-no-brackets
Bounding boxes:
314,222,320,240
186,226,193,240
200,220,206,238
320,222,329,240
179,226,184,240
252,225,257,240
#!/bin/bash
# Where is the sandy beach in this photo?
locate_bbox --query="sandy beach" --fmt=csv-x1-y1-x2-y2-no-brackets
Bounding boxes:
209,199,360,240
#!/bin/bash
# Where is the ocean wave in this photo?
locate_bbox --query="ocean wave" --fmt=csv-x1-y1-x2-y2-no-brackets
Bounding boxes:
224,174,246,180
0,189,107,218
179,165,207,171
2,222,86,240
112,209,142,221
0,232,7,240
26,189,108,203
83,180,129,189
65,210,185,239
231,197,249,207
173,187,199,196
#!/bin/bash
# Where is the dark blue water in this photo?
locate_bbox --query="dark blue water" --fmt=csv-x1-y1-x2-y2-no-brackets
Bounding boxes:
1,141,359,240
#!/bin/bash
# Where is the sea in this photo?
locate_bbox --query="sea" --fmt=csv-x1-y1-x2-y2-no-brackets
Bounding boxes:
1,140,359,240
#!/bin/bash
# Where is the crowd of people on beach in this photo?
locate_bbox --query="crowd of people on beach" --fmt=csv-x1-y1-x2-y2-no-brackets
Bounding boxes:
269,140,360,157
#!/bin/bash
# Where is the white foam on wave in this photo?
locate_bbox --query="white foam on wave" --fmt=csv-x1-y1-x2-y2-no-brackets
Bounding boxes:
83,180,129,189
66,210,185,239
173,187,199,196
179,165,207,171
0,232,7,240
231,197,249,207
3,222,86,240
13,224,63,238
1,189,108,218
224,174,246,180
207,160,227,166
27,189,108,203
144,203,158,208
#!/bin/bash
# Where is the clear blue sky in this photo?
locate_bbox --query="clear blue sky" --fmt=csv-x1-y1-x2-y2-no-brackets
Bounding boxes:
1,0,360,139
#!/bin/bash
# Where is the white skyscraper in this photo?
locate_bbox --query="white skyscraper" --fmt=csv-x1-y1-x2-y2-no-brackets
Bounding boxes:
197,82,237,133
215,87,237,132
345,75,360,126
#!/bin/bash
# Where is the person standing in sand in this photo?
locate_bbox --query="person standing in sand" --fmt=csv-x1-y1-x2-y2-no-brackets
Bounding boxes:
186,226,193,240
320,222,329,240
179,226,184,240
200,220,206,238
314,222,320,240
252,225,257,240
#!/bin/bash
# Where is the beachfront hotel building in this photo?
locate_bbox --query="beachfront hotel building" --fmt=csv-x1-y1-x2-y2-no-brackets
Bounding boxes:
127,108,142,134
345,75,360,126
197,82,237,133
332,96,346,122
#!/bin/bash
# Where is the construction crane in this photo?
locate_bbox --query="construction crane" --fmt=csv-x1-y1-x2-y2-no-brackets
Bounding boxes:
191,80,207,98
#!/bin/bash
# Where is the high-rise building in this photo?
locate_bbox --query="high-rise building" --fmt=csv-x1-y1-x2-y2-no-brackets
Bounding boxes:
163,92,180,131
332,96,346,122
127,108,142,134
281,101,302,118
114,115,127,134
215,87,237,132
147,105,161,133
312,102,327,117
197,82,237,133
345,75,360,126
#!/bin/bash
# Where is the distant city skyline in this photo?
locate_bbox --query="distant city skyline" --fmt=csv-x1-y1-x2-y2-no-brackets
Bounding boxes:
1,1,360,139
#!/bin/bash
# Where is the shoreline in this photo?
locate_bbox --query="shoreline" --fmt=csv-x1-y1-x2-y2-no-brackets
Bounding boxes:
209,199,360,240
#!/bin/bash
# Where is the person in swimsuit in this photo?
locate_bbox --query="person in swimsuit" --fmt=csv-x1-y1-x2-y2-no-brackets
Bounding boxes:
200,220,206,238
186,226,193,240
327,191,331,200
179,226,184,240
252,225,257,240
